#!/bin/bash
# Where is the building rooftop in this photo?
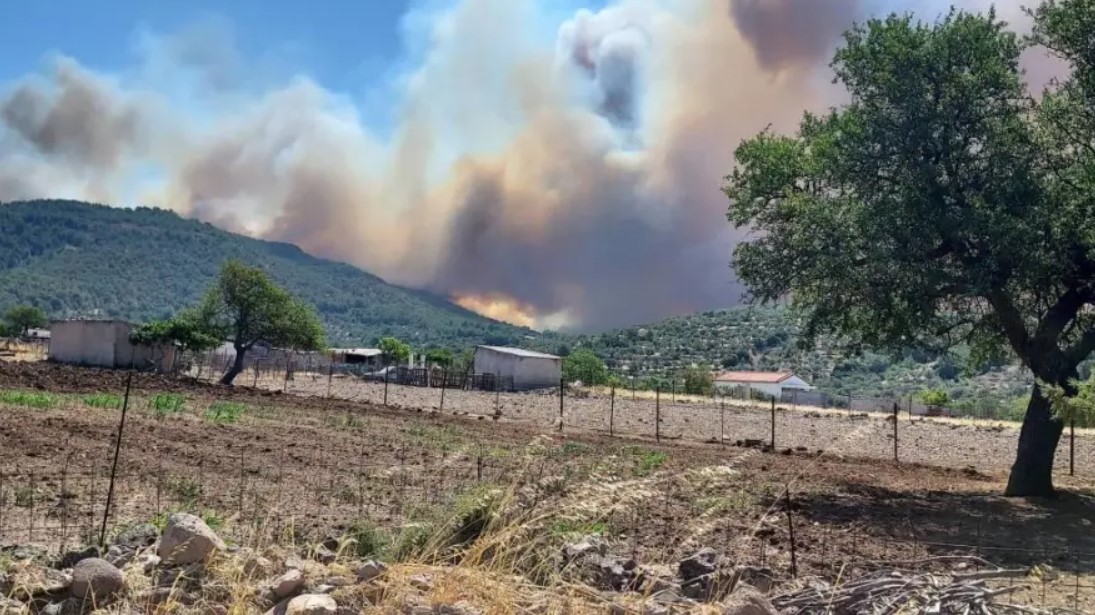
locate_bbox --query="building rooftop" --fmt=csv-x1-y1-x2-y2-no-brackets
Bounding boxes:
330,348,382,357
714,371,794,384
477,345,560,360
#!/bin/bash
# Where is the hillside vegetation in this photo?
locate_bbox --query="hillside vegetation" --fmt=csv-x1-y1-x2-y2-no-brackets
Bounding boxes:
568,308,1035,407
0,200,546,348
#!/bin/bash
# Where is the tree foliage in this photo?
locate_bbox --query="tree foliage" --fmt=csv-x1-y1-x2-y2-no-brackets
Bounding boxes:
4,305,47,336
724,2,1095,496
378,337,412,364
682,366,715,396
193,261,325,384
130,314,221,353
425,348,454,367
563,349,608,385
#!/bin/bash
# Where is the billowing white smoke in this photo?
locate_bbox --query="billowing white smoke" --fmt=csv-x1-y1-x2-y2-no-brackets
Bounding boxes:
0,0,1036,330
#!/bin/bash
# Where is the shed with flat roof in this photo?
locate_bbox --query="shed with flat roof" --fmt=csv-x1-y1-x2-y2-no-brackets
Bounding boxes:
473,345,561,391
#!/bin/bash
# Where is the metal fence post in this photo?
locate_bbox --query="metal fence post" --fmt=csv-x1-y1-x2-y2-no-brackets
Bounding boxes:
327,362,334,399
720,392,725,446
609,385,615,437
655,387,661,442
893,402,899,462
100,372,132,547
770,398,776,450
558,378,564,432
383,366,390,407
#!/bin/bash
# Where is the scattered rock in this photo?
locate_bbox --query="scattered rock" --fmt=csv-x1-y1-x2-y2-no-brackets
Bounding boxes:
0,597,26,614
679,548,718,581
721,587,777,615
70,558,125,604
55,546,100,569
562,536,607,560
136,552,162,575
39,598,82,615
436,602,483,615
113,523,159,551
9,565,71,601
322,576,354,588
271,569,305,600
409,573,434,592
355,560,387,583
731,566,774,594
285,593,338,615
158,513,226,565
104,544,136,568
1,545,48,563
245,555,275,577
285,554,306,570
311,546,337,565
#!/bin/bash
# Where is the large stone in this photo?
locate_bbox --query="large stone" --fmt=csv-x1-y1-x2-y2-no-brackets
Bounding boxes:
0,597,26,614
70,558,124,603
720,587,777,615
271,569,305,600
354,560,387,583
158,513,226,564
55,546,100,569
679,548,719,581
285,594,338,615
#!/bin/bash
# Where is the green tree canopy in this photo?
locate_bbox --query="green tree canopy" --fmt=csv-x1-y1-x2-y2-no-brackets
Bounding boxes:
563,348,608,385
725,2,1095,496
130,314,221,353
682,366,715,396
425,348,453,367
4,305,47,336
194,261,325,385
378,337,411,364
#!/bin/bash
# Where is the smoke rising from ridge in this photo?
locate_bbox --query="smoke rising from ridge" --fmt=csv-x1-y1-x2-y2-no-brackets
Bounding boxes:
0,0,1029,331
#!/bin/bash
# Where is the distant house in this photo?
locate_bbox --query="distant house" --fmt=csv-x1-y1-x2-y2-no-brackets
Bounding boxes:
26,328,50,340
330,348,382,367
49,320,175,371
473,346,561,391
714,371,812,399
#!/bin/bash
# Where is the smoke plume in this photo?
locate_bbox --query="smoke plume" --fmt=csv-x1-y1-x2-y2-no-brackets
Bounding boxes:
0,0,1030,331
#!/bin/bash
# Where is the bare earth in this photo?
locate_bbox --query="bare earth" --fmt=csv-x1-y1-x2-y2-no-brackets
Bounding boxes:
0,362,1093,611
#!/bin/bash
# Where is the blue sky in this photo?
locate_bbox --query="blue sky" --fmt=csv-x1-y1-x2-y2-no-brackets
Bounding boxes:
1,1,415,91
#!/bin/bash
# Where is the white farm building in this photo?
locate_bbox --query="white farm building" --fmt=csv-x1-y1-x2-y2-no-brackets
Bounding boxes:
714,371,812,399
473,346,561,391
48,320,176,371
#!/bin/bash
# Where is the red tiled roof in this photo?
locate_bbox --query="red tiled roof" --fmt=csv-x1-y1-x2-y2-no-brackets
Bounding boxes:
714,371,793,384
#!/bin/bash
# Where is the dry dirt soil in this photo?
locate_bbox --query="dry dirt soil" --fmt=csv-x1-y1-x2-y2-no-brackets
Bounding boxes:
1,362,1094,611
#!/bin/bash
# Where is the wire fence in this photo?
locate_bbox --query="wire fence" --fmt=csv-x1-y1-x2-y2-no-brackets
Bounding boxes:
173,349,1094,483
0,367,1093,610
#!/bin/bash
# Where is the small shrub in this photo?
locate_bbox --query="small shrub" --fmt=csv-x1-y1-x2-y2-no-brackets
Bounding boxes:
205,401,246,424
14,486,37,508
550,519,610,538
0,390,57,409
166,477,201,508
629,448,668,477
150,393,186,417
558,441,593,457
389,522,434,561
447,485,505,545
345,520,390,558
82,393,122,409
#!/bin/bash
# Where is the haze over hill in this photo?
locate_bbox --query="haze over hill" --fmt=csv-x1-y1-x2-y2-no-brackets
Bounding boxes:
0,200,549,348
0,0,1056,331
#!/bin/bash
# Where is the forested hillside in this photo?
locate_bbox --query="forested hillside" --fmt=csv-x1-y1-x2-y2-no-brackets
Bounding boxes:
0,200,547,348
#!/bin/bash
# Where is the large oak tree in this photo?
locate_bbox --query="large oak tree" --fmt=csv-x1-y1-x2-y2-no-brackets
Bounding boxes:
725,1,1095,496
195,261,326,385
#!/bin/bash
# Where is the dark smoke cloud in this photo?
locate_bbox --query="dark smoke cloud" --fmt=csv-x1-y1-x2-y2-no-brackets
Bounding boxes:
1,0,1022,331
730,0,864,71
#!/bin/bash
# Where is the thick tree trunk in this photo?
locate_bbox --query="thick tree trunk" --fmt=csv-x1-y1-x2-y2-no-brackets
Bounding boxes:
1005,383,1064,497
221,347,247,386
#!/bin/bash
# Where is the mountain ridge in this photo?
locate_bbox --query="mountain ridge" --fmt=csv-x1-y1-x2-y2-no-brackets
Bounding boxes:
0,199,551,348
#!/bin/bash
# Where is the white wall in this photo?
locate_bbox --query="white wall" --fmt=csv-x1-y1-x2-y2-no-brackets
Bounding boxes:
474,348,562,391
49,321,123,367
49,321,175,370
714,381,783,398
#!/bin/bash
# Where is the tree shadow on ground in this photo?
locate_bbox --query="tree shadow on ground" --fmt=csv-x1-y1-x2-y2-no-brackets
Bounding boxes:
778,482,1095,573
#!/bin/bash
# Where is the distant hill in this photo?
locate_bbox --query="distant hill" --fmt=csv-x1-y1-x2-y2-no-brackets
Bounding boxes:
0,200,551,348
564,307,1035,408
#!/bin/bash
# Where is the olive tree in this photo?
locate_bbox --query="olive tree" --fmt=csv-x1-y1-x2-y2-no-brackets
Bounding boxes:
194,261,325,385
725,3,1095,496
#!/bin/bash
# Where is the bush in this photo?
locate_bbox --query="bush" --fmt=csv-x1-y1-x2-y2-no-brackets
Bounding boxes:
0,390,57,409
